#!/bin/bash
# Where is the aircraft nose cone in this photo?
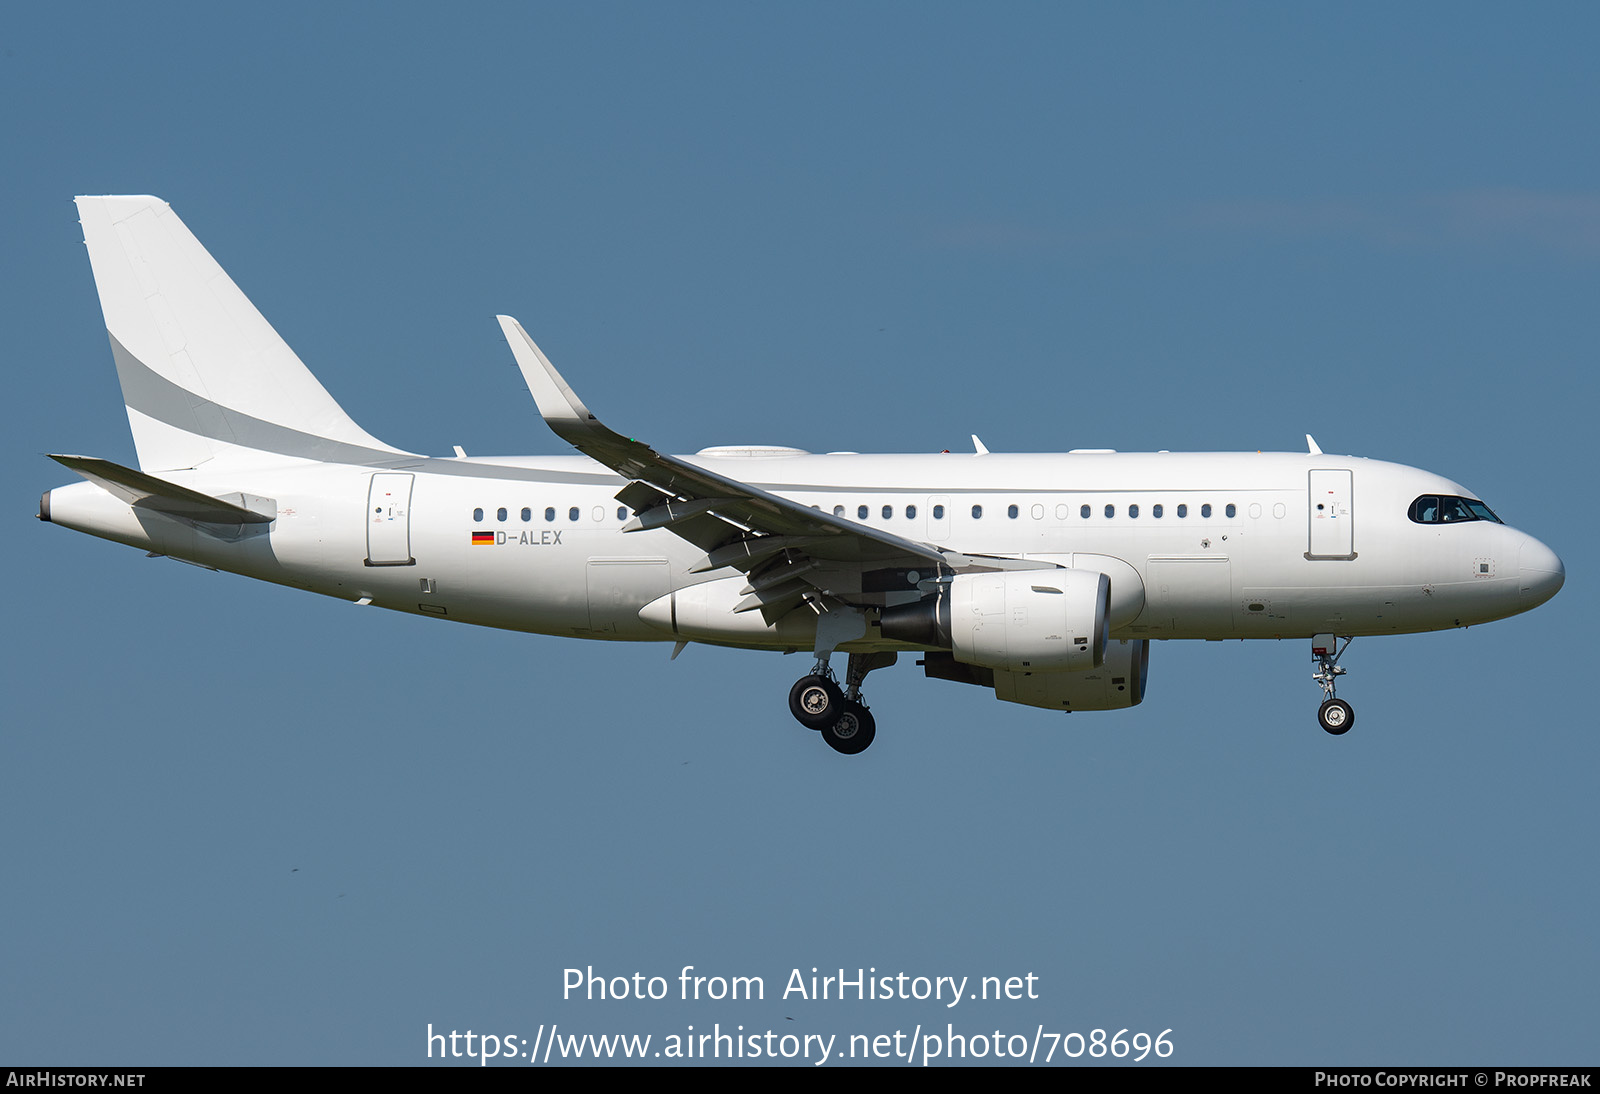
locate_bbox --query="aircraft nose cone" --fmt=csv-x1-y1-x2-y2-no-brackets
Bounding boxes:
1518,535,1565,606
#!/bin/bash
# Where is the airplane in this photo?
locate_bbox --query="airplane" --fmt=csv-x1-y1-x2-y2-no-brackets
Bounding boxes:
39,196,1566,755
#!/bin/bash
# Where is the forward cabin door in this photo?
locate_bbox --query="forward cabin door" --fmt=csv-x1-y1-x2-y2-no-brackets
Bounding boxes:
1307,469,1354,560
366,473,415,566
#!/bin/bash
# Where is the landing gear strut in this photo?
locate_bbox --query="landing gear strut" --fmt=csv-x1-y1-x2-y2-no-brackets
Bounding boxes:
788,650,895,754
1311,634,1355,735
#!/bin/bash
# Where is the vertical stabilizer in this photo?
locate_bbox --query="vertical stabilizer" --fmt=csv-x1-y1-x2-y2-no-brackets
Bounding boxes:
75,196,409,471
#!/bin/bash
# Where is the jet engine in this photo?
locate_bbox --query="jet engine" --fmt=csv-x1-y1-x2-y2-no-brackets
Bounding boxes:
880,569,1110,673
917,638,1151,711
992,638,1151,710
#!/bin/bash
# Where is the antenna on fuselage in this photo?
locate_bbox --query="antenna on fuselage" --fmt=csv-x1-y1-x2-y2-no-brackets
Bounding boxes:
1306,434,1323,455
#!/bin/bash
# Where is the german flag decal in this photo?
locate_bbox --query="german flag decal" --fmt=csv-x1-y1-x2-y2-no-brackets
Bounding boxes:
471,531,495,546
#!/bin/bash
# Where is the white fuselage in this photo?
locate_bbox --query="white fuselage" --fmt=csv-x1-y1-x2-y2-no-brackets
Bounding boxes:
43,447,1564,650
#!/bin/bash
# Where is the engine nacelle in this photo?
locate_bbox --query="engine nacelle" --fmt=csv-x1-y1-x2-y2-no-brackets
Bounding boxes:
992,638,1151,711
882,568,1109,673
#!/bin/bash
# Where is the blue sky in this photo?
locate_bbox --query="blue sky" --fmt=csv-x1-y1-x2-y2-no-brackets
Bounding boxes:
4,2,1595,1066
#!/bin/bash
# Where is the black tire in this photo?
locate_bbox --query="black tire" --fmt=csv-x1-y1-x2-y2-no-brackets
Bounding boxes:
821,700,876,755
1318,698,1354,735
789,675,844,730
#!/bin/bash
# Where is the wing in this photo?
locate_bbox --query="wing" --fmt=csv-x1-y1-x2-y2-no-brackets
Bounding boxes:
496,316,1043,623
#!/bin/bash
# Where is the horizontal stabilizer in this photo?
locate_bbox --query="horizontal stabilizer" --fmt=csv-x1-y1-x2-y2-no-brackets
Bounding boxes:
50,455,274,526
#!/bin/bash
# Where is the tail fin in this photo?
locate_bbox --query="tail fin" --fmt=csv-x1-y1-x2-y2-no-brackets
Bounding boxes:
75,196,409,472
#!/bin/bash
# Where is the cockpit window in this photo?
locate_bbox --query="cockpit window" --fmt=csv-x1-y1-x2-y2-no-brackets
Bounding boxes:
1408,495,1502,525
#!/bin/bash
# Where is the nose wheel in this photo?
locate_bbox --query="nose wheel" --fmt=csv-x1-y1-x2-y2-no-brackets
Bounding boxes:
1317,697,1354,735
1311,634,1355,735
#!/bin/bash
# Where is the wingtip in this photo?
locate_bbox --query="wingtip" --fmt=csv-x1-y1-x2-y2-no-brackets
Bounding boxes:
73,195,171,218
495,315,593,426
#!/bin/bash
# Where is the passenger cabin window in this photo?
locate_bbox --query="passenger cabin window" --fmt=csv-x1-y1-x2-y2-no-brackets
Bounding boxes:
858,505,869,520
617,507,628,521
1080,504,1090,519
1129,504,1140,518
521,507,532,522
545,507,556,522
569,507,580,521
1104,504,1115,518
1201,504,1212,518
882,505,893,520
1225,503,1236,518
1008,504,1019,519
933,505,945,519
1153,504,1164,518
497,507,507,522
1177,504,1188,518
971,504,983,519
473,507,483,522
1408,495,1502,524
906,505,917,519
833,505,845,517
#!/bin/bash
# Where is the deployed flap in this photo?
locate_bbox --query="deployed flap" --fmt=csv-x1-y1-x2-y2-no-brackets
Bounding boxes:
50,454,273,526
496,316,946,574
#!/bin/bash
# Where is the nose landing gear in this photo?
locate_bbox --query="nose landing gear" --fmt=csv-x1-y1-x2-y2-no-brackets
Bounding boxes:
1312,634,1355,735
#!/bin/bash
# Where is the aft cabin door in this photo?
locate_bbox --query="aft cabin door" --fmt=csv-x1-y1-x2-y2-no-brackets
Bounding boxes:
366,473,415,566
1307,469,1354,560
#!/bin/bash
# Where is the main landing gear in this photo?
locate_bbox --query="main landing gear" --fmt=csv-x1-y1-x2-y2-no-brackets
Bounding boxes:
789,651,895,755
1311,633,1355,735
